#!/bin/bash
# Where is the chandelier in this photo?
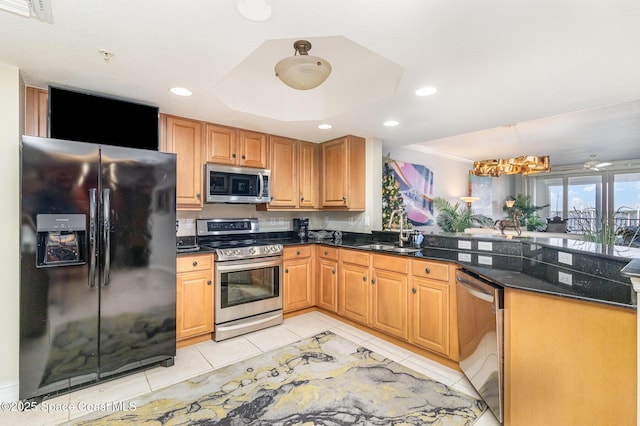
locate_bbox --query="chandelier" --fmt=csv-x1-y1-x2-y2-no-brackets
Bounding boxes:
470,125,551,177
471,155,550,177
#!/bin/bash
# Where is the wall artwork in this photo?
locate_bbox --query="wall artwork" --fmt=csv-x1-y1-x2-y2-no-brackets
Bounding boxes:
382,159,435,228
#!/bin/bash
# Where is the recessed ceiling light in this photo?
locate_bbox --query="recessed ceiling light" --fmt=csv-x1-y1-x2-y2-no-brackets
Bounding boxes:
170,87,192,97
318,123,332,130
415,86,438,97
237,0,272,22
383,120,399,127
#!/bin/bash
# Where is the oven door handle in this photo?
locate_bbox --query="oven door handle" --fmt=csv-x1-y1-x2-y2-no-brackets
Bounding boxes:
216,257,282,272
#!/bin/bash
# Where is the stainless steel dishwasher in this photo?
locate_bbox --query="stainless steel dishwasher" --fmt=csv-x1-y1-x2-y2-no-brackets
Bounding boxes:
456,268,504,423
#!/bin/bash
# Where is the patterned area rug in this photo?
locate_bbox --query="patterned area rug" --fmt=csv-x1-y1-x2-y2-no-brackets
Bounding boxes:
71,331,486,425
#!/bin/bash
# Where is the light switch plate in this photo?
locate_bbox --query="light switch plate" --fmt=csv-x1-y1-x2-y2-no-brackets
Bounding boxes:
458,253,472,262
478,255,493,266
478,241,493,251
458,240,472,250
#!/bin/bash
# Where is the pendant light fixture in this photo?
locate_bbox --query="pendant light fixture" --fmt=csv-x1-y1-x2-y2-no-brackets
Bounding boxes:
275,40,332,90
471,125,551,177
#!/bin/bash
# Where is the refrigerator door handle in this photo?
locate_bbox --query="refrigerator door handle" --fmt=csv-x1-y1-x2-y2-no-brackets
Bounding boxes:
102,188,111,286
88,188,97,288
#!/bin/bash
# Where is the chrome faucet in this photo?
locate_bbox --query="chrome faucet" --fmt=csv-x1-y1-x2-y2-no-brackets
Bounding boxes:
388,209,411,247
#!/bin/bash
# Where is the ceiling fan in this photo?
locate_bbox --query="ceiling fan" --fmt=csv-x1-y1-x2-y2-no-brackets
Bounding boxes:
583,154,612,171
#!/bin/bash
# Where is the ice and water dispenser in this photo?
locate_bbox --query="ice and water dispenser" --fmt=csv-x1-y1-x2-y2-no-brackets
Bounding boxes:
36,214,86,267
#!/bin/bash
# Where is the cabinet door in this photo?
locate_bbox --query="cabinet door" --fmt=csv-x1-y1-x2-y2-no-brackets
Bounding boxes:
162,115,203,210
317,258,338,312
321,138,348,207
25,86,49,137
204,124,237,165
176,271,213,340
338,262,370,324
372,269,408,340
409,276,450,356
283,258,313,312
268,136,298,207
299,141,319,208
239,130,268,168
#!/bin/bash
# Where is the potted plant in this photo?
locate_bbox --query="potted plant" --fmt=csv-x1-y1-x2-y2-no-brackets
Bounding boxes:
433,197,493,233
504,194,549,231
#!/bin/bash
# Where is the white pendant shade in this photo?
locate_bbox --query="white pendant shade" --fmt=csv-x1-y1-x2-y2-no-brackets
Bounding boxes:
275,40,332,90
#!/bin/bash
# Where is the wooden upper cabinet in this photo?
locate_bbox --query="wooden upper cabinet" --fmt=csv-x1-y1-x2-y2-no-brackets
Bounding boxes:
298,141,319,208
240,130,268,168
25,86,49,137
265,136,319,210
268,135,298,207
161,114,203,210
321,135,366,210
204,125,267,169
204,124,237,165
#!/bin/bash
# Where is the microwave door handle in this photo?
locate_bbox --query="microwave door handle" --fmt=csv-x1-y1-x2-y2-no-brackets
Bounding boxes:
88,188,97,288
258,173,264,200
102,188,111,287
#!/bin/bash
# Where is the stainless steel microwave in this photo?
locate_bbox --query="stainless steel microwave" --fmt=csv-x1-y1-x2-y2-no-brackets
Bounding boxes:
205,164,271,204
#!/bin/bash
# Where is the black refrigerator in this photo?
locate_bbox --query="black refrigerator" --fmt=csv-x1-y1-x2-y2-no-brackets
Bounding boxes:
19,135,177,401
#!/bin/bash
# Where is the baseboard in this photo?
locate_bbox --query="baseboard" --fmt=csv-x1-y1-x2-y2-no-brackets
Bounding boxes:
0,380,19,402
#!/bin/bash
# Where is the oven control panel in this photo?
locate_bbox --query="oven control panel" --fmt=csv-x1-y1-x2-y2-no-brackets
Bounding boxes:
215,244,283,261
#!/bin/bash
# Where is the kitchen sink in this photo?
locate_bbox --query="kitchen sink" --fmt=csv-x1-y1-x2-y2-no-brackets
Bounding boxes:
357,244,420,254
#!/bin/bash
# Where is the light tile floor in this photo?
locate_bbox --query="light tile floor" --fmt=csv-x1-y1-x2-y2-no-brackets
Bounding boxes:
3,311,501,425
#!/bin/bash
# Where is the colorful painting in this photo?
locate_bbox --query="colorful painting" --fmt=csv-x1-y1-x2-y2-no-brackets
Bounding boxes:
383,160,435,227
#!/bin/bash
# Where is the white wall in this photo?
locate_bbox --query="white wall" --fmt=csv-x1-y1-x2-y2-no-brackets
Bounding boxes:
0,63,21,401
384,146,515,232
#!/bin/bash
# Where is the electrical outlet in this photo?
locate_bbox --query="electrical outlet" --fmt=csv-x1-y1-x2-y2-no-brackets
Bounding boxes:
478,255,493,266
270,217,276,225
558,251,572,266
478,241,493,251
458,240,472,250
278,217,284,225
186,219,194,228
364,216,370,227
558,271,573,285
348,216,354,225
458,253,472,262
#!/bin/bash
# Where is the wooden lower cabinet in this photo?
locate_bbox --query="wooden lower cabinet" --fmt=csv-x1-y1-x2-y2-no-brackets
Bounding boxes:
504,288,636,425
176,254,214,344
283,246,314,312
316,246,339,312
338,250,371,324
408,260,457,360
371,254,408,340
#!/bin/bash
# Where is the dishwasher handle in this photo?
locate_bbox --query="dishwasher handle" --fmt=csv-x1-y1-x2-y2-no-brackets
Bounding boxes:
456,273,495,303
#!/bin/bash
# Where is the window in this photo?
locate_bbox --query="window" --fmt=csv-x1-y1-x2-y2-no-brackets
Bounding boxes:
527,167,640,244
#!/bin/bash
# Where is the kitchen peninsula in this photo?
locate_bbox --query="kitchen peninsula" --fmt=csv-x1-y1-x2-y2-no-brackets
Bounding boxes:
177,228,637,425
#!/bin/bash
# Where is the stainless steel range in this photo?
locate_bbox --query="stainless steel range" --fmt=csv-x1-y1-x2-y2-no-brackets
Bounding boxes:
196,218,283,341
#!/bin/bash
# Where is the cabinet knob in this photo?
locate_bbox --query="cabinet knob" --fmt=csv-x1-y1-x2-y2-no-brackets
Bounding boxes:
332,269,336,274
362,276,367,281
207,280,212,286
285,268,289,273
371,279,376,285
232,153,237,158
324,251,328,255
425,267,431,274
342,196,347,202
412,288,417,294
300,196,305,201
296,250,301,255
192,261,198,267
196,193,201,199
242,155,246,160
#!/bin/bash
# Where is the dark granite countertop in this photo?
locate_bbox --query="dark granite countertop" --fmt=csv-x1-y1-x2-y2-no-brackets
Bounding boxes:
178,231,637,310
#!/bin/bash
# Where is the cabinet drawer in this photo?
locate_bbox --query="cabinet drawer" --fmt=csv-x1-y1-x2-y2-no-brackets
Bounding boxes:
340,249,370,266
283,245,312,260
411,259,449,281
372,254,408,274
317,246,339,260
177,254,213,273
